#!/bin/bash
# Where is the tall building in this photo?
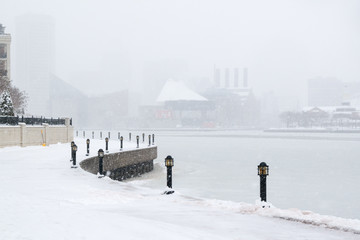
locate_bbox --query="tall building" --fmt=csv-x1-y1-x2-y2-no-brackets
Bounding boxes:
308,77,343,106
14,14,55,116
0,24,11,80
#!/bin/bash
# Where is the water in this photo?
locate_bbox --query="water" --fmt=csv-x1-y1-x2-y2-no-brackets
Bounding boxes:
76,129,360,220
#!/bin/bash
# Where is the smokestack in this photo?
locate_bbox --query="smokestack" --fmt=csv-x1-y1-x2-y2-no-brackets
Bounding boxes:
225,68,230,88
234,68,239,88
243,68,248,88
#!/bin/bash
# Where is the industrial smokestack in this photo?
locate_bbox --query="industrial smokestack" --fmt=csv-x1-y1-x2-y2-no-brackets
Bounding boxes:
234,68,239,88
225,68,230,88
243,68,248,88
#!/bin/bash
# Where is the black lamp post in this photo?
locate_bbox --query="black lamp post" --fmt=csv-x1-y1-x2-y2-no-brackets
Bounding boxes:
152,134,155,145
136,135,139,148
164,155,174,194
98,149,104,176
120,136,123,151
148,134,151,146
105,137,109,153
86,139,90,156
258,162,269,202
70,141,75,160
71,144,78,168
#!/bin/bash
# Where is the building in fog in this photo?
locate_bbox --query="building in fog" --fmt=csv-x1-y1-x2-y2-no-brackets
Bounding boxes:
15,14,55,116
308,77,343,106
0,24,11,80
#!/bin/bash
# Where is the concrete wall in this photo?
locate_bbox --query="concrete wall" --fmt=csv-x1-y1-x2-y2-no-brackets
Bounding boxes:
0,118,73,148
80,146,157,180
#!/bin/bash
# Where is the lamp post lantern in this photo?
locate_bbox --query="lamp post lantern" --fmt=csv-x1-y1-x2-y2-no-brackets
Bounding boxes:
164,155,175,194
152,134,155,145
136,135,139,148
120,136,123,151
105,137,109,153
71,144,78,168
86,139,90,156
258,162,269,202
98,149,104,177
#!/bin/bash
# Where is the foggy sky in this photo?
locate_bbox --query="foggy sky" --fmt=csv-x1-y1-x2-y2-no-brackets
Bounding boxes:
1,0,360,106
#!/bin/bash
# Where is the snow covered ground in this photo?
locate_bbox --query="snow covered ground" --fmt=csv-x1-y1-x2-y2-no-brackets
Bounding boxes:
1,139,359,239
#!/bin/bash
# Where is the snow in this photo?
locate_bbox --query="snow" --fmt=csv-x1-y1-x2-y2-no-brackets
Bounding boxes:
156,79,208,102
0,139,359,239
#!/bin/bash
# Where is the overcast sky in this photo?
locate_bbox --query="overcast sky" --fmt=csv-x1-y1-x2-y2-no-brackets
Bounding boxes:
1,0,359,105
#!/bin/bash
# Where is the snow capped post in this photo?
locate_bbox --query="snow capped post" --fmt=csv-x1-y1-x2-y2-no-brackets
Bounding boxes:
148,134,151,147
120,136,123,151
136,135,139,148
129,132,131,142
164,155,175,195
152,134,155,145
98,149,104,177
258,162,269,203
86,139,90,156
71,144,78,168
105,137,109,153
142,133,145,143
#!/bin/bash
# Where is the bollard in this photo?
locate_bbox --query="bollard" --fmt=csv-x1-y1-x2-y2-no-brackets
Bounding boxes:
129,132,131,141
98,149,104,177
92,131,94,139
100,131,102,139
258,162,269,203
105,137,109,153
136,135,139,148
108,132,110,139
142,133,145,143
76,130,78,137
86,139,90,156
83,131,85,138
118,132,120,140
71,144,78,168
148,134,151,146
120,136,123,151
164,155,175,194
152,134,155,145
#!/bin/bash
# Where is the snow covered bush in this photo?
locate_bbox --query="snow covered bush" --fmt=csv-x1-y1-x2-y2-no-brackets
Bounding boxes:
0,90,14,116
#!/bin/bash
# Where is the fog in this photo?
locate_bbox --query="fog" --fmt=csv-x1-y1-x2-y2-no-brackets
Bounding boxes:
1,0,360,128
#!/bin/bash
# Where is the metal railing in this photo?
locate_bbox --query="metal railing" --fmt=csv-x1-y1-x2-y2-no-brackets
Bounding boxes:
0,116,72,126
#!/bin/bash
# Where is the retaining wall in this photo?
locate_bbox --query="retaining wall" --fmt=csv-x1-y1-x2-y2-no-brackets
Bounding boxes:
80,146,157,181
0,118,73,148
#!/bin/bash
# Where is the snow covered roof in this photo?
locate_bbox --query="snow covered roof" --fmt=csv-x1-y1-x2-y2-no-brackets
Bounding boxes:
156,80,208,102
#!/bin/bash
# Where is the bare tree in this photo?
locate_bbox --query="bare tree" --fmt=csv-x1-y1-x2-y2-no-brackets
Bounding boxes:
0,71,27,114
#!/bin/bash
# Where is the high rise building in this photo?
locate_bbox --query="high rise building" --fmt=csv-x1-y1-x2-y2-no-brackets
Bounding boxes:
14,14,55,116
0,24,11,80
308,77,343,106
